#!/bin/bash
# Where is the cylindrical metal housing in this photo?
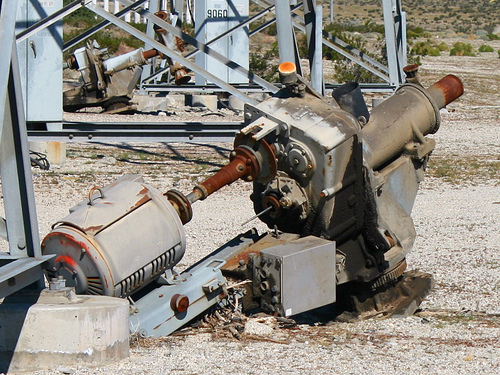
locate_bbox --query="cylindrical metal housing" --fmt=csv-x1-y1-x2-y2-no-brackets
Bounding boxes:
362,76,463,170
42,177,186,297
332,82,370,123
103,48,147,74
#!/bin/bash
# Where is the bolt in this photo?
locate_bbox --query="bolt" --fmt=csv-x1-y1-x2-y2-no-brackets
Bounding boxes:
271,296,279,304
260,281,269,292
293,158,300,165
237,164,245,172
17,239,26,250
87,134,93,140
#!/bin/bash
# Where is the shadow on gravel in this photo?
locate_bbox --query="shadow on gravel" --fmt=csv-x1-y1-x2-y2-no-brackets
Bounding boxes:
92,142,231,168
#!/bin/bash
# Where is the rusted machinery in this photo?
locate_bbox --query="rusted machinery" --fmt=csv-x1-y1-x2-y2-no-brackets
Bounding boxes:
42,63,463,336
63,12,189,114
63,41,161,113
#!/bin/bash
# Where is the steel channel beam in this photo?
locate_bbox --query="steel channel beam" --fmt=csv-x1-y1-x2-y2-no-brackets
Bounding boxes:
63,0,149,52
2,51,42,259
141,3,278,85
291,18,390,82
383,0,404,86
86,3,261,106
142,82,395,93
255,0,391,81
289,12,389,74
141,2,303,88
139,84,274,92
28,121,244,143
0,256,54,300
0,0,17,132
275,0,301,70
16,0,83,43
115,0,279,95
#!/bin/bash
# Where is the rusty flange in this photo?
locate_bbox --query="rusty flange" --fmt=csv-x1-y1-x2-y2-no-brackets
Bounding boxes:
166,189,193,224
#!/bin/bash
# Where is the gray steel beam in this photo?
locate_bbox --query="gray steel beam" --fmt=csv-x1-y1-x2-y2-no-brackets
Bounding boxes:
292,22,390,82
275,0,301,72
1,51,42,258
115,0,279,94
256,0,391,82
63,0,149,51
383,0,405,86
0,0,51,298
303,1,324,94
141,3,279,86
86,3,263,106
0,256,54,300
28,121,244,143
16,0,83,43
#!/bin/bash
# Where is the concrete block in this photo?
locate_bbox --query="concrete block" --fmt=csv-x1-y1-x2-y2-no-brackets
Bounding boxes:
186,95,218,112
29,141,66,167
134,94,168,112
228,95,245,111
134,94,186,112
165,94,185,109
0,288,129,373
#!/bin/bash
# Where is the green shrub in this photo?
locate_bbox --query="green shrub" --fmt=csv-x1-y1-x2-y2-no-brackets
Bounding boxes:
437,42,450,52
479,44,494,52
450,42,476,56
487,34,500,40
410,41,441,56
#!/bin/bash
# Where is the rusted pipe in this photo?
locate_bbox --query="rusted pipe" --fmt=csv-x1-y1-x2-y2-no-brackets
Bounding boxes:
187,145,261,204
426,74,464,110
142,48,161,60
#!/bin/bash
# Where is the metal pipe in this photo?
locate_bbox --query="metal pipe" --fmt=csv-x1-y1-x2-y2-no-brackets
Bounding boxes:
426,75,464,110
362,75,464,170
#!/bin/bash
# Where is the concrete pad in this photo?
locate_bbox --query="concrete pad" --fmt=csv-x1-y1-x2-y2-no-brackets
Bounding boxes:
29,141,66,167
0,288,129,373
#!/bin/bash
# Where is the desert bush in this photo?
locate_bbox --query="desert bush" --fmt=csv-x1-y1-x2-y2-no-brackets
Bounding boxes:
450,42,476,56
478,44,494,52
437,42,450,51
410,41,441,56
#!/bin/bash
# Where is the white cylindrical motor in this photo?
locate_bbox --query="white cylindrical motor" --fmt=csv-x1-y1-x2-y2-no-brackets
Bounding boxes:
42,175,186,297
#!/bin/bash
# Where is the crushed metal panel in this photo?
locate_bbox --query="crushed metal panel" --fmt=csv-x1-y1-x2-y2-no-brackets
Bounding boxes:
260,236,336,317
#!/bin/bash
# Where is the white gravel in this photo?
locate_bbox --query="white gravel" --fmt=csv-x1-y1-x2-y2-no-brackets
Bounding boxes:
3,51,500,374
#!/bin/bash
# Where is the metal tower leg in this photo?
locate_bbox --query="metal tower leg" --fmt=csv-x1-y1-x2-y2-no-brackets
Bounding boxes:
0,0,54,299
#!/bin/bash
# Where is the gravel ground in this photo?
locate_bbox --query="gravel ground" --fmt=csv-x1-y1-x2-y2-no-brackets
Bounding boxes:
3,50,500,374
